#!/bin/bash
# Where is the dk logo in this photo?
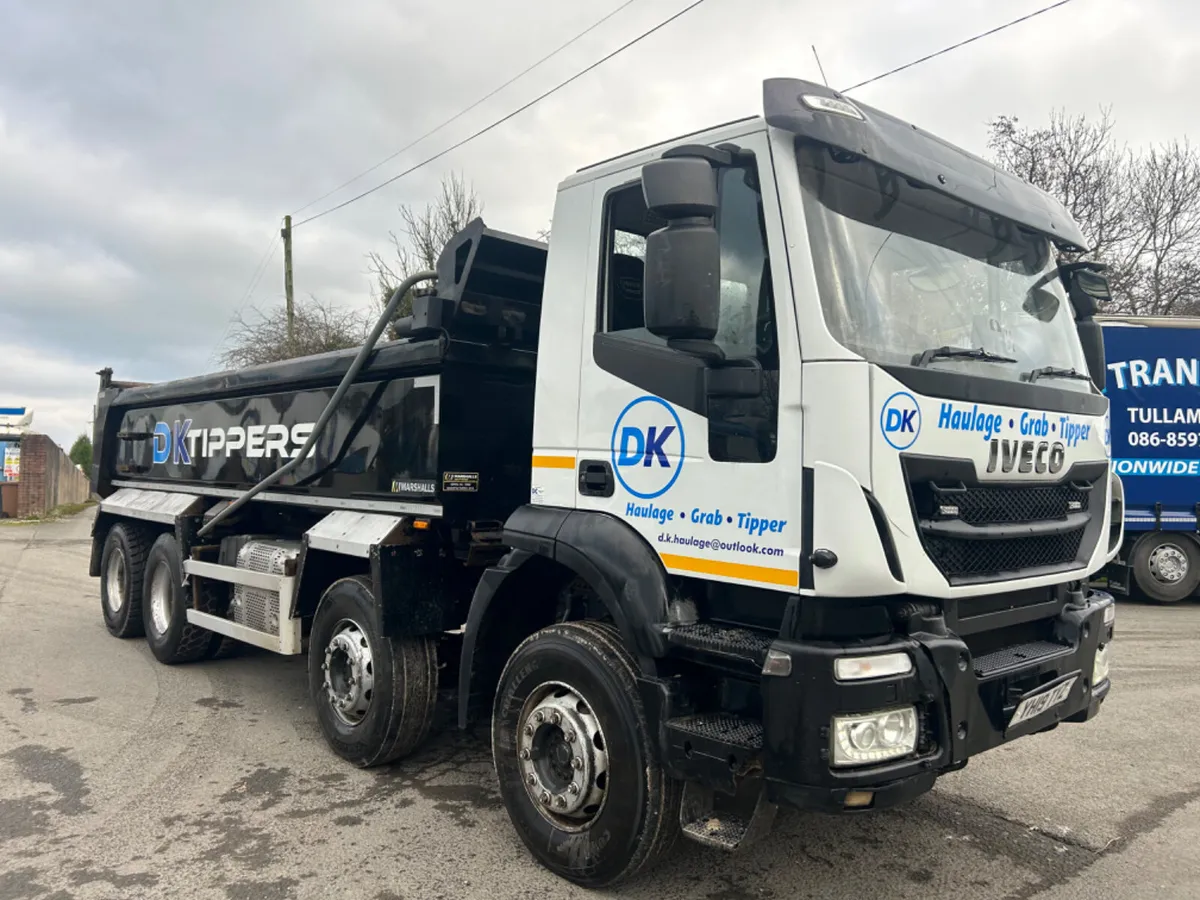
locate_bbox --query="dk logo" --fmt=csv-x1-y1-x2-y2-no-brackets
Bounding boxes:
611,396,685,499
153,420,192,465
880,391,921,451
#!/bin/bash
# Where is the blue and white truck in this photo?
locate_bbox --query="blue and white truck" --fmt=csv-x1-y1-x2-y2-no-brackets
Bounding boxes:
1102,315,1200,602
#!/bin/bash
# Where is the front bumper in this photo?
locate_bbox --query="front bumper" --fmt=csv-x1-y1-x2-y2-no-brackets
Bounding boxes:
759,589,1115,813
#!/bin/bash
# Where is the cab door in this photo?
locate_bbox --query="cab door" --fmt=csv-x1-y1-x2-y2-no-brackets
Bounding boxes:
572,129,803,594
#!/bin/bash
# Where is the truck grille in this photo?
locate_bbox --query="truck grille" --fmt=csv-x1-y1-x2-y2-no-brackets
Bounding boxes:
952,483,1090,525
923,530,1085,580
902,456,1106,584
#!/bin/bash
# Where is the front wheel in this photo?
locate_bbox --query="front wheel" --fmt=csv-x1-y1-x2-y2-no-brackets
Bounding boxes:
492,621,681,888
308,576,438,767
1131,532,1200,603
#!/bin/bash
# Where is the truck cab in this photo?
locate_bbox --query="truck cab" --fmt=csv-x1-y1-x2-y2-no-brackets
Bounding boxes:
88,77,1120,888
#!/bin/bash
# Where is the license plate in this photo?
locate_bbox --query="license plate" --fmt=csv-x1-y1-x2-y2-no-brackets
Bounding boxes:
1008,676,1077,729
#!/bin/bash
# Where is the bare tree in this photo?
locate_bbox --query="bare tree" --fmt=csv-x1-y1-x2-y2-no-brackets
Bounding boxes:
988,111,1200,315
219,296,373,369
367,172,483,323
1124,141,1200,315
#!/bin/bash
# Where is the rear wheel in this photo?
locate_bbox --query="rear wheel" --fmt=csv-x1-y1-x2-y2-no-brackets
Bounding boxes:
204,635,240,660
100,523,148,638
193,578,239,660
491,621,681,888
1131,532,1200,603
308,576,438,767
142,534,214,664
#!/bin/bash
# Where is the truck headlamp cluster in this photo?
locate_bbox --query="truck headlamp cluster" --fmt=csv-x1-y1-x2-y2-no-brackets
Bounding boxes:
831,707,918,767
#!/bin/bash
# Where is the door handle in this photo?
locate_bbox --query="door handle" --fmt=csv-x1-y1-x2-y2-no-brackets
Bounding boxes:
578,460,614,498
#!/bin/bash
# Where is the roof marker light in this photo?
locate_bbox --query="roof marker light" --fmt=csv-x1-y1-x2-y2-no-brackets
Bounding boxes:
801,94,865,120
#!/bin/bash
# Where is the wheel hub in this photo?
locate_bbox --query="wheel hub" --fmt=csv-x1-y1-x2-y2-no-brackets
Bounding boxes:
1149,544,1188,584
517,683,608,823
322,620,375,726
105,552,125,614
148,561,172,634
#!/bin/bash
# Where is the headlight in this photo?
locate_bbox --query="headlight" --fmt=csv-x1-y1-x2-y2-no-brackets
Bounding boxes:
834,651,913,681
1103,603,1116,627
831,707,918,767
1092,644,1110,685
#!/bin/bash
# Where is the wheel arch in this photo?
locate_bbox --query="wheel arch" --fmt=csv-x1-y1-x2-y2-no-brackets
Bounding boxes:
91,488,206,576
457,506,675,729
293,545,370,620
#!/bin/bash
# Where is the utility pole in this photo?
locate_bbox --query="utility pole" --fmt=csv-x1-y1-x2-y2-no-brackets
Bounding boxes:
281,215,295,354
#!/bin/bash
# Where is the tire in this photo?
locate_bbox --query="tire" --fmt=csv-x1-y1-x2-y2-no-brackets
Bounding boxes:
192,578,239,660
141,533,213,664
1130,532,1200,603
491,621,681,888
204,636,241,660
100,523,149,638
308,576,438,767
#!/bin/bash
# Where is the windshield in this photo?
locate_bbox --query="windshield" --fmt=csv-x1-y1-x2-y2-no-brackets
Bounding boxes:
795,140,1091,391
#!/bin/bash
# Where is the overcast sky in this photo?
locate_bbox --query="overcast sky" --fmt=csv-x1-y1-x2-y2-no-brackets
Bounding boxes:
0,0,1194,448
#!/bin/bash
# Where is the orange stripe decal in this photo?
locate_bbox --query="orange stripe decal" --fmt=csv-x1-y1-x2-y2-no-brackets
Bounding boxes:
660,553,799,587
531,454,576,469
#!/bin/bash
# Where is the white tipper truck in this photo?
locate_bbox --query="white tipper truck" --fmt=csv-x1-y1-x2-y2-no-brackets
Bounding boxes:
89,77,1120,887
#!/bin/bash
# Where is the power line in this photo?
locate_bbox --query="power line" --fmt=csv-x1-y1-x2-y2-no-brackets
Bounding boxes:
291,0,644,217
209,227,282,363
294,0,713,228
841,0,1078,93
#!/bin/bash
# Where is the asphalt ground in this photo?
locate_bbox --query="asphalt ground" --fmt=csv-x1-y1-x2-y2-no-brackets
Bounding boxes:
1,510,1198,899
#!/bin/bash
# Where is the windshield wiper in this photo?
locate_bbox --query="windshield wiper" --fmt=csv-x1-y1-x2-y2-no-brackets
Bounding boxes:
1025,366,1092,384
912,346,1018,367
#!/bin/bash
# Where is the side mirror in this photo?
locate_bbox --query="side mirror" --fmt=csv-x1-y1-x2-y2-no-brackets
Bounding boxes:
641,157,721,346
1022,286,1061,323
1076,318,1106,393
1059,261,1111,319
1059,262,1110,393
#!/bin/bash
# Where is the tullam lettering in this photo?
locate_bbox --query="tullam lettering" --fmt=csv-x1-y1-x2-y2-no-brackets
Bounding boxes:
1128,407,1200,425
